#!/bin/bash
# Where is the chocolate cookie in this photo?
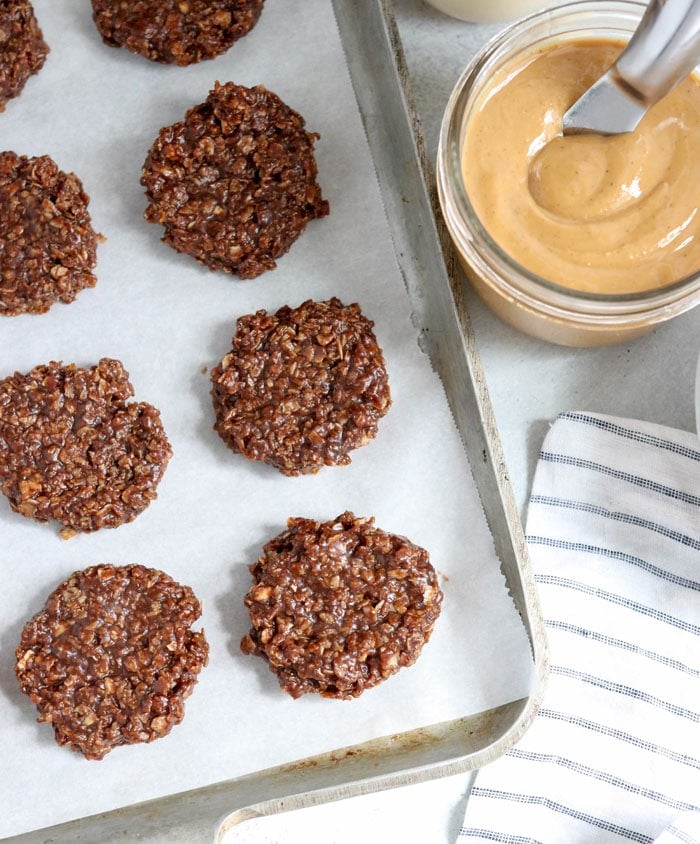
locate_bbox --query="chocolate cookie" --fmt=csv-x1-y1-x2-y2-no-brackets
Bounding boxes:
142,82,329,278
0,0,48,111
241,512,443,699
0,152,102,316
0,359,172,537
211,298,391,475
16,564,209,759
91,0,264,66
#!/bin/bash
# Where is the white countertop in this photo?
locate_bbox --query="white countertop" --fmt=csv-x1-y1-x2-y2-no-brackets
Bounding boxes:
227,2,700,840
223,772,473,843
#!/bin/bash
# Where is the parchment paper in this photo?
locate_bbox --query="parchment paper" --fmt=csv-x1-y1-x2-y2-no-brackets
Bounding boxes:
0,0,533,836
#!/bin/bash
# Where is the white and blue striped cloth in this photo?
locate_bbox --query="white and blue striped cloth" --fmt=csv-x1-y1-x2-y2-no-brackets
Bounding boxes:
460,412,700,844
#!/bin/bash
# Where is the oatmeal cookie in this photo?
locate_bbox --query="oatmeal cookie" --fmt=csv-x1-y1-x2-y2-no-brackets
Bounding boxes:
0,358,172,536
0,0,48,111
142,82,329,278
91,0,264,66
0,152,102,316
241,512,443,699
15,564,209,759
211,298,391,475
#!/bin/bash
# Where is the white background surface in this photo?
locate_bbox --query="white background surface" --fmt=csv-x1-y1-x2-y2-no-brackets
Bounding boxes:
0,0,533,839
223,773,473,844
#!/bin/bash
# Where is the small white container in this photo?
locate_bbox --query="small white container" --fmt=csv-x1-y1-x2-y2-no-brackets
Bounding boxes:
423,0,557,23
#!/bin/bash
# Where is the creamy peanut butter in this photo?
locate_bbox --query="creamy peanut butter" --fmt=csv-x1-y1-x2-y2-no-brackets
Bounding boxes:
462,40,700,295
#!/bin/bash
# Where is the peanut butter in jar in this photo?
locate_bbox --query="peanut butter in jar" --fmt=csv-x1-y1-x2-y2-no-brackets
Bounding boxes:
437,1,700,346
463,40,700,297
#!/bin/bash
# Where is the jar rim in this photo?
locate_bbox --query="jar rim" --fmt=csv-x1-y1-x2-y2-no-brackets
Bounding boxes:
437,0,700,321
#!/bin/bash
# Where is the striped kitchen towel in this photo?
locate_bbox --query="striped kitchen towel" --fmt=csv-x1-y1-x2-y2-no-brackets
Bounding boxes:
460,412,700,844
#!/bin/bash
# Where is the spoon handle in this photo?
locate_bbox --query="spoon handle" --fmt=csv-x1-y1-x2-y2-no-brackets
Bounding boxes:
615,0,700,106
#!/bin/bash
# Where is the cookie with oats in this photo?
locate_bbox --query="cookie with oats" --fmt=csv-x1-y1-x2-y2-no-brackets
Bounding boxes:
211,298,391,475
91,0,264,66
0,0,48,111
241,512,443,699
0,358,171,536
142,82,329,278
0,152,102,316
15,564,209,759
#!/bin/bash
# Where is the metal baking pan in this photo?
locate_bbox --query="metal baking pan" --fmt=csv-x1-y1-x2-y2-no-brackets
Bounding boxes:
5,2,546,841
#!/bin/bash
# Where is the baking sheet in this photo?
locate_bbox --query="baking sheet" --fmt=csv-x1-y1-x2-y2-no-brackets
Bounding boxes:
0,0,533,837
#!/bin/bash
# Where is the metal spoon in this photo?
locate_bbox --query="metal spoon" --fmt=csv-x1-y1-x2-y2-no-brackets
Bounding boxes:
563,0,700,135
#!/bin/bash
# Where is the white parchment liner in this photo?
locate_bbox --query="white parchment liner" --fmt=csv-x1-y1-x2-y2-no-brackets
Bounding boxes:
0,0,533,836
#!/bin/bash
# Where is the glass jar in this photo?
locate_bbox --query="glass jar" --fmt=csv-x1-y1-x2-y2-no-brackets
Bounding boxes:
436,0,700,346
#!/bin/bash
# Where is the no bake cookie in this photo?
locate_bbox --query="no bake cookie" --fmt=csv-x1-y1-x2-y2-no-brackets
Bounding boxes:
91,0,264,66
0,0,48,111
0,359,171,536
211,298,391,475
142,82,328,278
241,512,442,699
16,564,209,759
0,152,101,316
